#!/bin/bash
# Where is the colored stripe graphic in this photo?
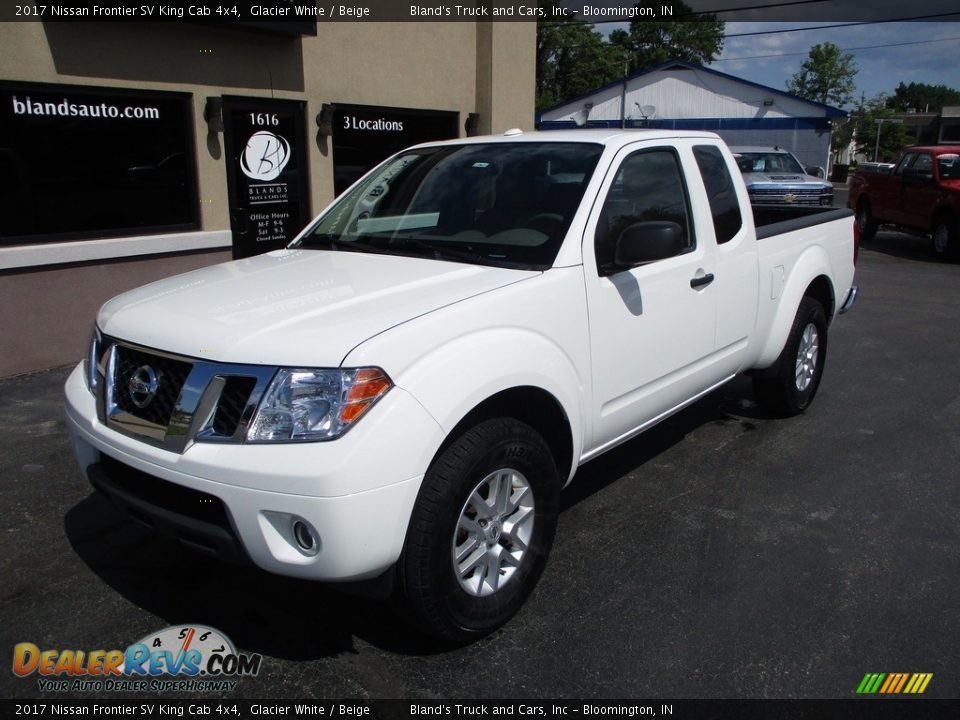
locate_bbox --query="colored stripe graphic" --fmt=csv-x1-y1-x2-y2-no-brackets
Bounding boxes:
893,673,909,693
856,673,884,694
857,673,932,694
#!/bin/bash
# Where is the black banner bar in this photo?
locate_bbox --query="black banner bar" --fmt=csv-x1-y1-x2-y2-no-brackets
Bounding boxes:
3,0,958,23
3,699,960,720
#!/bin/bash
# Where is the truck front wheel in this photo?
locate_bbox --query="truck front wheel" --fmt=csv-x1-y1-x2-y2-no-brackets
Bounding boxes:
753,297,829,417
397,418,559,643
932,214,959,262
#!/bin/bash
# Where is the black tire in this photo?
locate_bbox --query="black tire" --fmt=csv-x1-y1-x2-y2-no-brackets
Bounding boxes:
857,200,878,243
397,418,559,643
931,213,960,262
752,297,829,417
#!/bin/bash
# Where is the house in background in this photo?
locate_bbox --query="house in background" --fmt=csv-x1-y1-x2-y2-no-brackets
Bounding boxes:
834,106,960,166
537,60,846,175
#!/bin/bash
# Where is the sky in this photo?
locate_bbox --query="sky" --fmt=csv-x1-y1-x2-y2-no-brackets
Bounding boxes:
715,21,960,108
585,0,960,109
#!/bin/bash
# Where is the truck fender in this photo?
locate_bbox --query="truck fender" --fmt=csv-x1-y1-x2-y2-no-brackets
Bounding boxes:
754,246,835,370
377,328,585,485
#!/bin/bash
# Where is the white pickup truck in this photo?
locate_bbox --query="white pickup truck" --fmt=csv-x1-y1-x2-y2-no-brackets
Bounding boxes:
65,129,858,642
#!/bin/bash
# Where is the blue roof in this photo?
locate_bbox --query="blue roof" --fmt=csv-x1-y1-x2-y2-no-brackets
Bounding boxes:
536,59,847,122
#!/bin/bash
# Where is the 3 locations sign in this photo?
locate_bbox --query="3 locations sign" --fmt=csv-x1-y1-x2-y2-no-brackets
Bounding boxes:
0,81,198,243
331,103,459,195
222,97,310,259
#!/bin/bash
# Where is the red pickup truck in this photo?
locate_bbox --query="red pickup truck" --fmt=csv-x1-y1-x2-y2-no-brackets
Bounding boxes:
849,145,960,261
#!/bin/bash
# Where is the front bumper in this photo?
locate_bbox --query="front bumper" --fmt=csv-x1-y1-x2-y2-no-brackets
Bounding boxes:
64,363,444,581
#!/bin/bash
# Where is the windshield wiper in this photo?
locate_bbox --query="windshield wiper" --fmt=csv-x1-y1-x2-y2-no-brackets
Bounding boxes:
388,238,491,265
298,233,378,253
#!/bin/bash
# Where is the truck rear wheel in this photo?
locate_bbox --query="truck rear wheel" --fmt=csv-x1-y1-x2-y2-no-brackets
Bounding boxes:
753,297,828,417
857,201,878,243
397,418,559,643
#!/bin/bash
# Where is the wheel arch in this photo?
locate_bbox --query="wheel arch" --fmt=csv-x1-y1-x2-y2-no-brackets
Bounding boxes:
931,205,957,233
754,257,836,371
432,386,576,486
804,274,835,320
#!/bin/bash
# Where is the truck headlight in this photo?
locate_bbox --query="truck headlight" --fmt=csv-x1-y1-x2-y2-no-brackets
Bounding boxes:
246,367,392,442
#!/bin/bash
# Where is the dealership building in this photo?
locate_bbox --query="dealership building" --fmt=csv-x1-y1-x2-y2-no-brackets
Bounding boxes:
0,20,534,377
537,60,846,173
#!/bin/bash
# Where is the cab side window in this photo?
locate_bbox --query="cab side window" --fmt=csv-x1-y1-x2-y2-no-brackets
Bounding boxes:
693,145,742,245
595,148,693,273
894,152,917,176
911,153,933,175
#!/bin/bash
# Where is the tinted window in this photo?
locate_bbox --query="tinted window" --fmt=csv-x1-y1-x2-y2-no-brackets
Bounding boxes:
694,145,742,245
595,148,693,272
894,152,917,176
911,154,933,173
0,82,198,244
331,104,459,196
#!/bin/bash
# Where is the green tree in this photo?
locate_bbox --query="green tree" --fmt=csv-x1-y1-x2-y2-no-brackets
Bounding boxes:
886,82,960,113
536,2,620,111
786,42,857,108
536,1,724,112
607,1,725,75
850,94,911,162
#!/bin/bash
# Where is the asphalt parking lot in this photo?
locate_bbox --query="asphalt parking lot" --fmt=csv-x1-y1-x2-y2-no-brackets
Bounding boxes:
2,229,959,701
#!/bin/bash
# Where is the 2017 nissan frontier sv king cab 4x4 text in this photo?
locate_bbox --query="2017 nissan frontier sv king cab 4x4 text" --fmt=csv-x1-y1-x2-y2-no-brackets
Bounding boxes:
65,130,858,642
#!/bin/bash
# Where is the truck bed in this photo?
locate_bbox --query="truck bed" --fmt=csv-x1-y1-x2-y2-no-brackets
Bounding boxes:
753,205,853,239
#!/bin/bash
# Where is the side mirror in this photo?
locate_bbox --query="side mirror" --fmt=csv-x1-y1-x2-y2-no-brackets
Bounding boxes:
613,221,686,270
805,165,825,178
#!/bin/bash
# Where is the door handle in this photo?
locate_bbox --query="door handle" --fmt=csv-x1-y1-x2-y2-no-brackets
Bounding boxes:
690,272,715,289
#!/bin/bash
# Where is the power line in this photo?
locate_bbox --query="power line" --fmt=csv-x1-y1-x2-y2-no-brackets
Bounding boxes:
724,12,960,37
539,11,960,50
542,35,960,82
714,35,960,62
538,0,830,27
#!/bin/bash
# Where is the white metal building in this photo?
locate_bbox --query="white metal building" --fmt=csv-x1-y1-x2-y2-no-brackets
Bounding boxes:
538,60,846,172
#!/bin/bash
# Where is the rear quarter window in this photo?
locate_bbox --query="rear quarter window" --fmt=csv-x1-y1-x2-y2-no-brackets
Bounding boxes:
693,145,742,245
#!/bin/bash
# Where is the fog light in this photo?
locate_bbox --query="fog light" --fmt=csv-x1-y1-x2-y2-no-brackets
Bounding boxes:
292,520,318,554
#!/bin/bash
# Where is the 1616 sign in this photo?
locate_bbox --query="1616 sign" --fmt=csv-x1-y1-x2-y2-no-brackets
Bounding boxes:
222,97,310,259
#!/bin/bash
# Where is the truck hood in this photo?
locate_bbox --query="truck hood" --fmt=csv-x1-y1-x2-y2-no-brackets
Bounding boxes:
98,249,538,366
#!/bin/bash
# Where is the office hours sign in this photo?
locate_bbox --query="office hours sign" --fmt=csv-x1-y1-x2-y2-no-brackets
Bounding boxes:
222,97,310,259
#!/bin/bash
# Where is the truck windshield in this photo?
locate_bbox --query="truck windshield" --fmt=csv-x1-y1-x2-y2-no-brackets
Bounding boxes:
294,142,604,270
736,152,805,175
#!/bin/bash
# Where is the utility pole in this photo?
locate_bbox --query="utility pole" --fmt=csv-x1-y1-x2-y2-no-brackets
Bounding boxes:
874,118,903,162
620,51,628,129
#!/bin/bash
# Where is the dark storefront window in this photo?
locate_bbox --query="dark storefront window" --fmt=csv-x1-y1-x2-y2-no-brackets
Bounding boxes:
0,82,199,245
331,103,459,196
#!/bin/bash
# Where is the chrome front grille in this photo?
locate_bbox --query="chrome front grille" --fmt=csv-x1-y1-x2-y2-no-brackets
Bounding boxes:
211,376,258,437
94,337,275,453
748,187,832,206
111,344,192,427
